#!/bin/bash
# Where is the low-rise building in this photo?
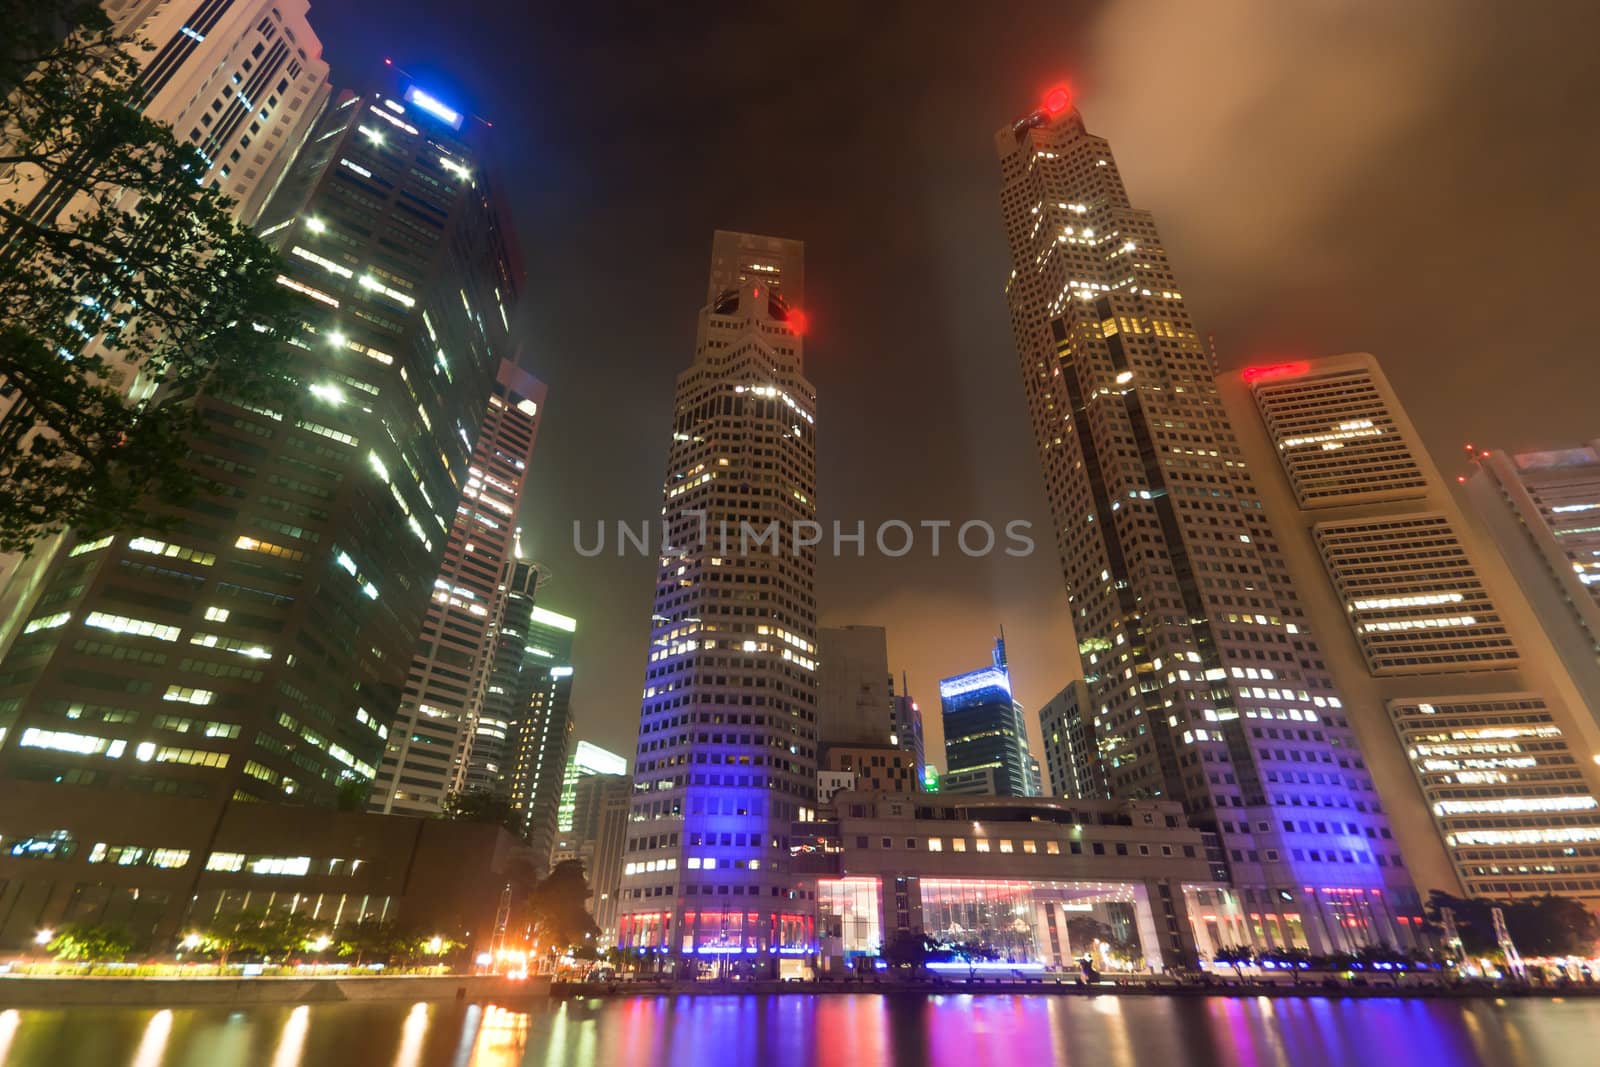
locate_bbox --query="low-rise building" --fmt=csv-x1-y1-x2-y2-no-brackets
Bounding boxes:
797,791,1239,974
0,782,537,957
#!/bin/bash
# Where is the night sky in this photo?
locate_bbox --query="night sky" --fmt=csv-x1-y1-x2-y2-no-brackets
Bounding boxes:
310,0,1600,771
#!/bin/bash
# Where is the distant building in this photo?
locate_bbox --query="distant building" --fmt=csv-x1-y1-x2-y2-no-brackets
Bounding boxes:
574,774,631,943
1038,680,1107,799
502,601,578,869
818,626,893,745
939,635,1036,796
1464,442,1600,712
1218,353,1600,905
889,674,926,785
371,363,546,817
821,744,919,795
557,741,629,836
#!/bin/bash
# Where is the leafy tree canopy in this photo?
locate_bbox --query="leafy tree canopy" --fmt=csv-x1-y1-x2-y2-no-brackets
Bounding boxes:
526,859,600,953
0,0,300,552
47,921,134,961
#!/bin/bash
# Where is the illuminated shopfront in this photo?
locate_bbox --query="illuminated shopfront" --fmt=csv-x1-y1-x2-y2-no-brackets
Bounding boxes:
816,875,1167,972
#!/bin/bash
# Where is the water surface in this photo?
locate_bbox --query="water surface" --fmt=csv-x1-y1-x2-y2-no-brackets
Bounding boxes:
0,992,1591,1066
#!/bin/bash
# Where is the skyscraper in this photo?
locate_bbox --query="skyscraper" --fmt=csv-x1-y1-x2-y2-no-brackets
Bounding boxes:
939,635,1036,796
995,89,1418,950
576,773,632,943
1038,679,1106,799
502,599,577,868
1464,442,1600,711
370,362,545,817
889,676,926,786
1217,353,1600,904
616,231,817,972
0,0,332,653
557,740,629,836
0,76,522,815
107,0,333,221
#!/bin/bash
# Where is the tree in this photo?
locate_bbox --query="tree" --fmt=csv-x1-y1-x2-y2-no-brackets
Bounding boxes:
441,789,521,834
525,859,600,958
1424,890,1599,960
881,930,941,975
0,0,300,552
193,908,320,969
1211,945,1253,978
47,921,133,962
945,938,1000,980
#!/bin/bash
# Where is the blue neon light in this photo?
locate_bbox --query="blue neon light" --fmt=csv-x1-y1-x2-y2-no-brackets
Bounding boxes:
403,86,463,130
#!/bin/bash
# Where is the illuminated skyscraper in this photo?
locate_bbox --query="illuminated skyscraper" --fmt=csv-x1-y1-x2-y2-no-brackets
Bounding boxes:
0,0,332,652
1218,353,1600,904
502,596,577,867
557,740,629,835
995,89,1418,950
1464,442,1600,710
939,635,1036,797
0,77,522,815
889,677,926,786
616,231,818,971
370,361,545,817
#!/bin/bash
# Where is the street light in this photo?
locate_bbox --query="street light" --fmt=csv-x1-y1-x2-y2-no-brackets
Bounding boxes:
33,929,53,946
426,936,444,955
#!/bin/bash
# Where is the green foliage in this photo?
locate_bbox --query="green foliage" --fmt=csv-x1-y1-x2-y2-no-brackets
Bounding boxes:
1425,890,1600,959
525,859,600,954
441,789,521,834
0,0,300,552
192,908,321,965
47,921,134,962
880,930,941,972
332,918,460,966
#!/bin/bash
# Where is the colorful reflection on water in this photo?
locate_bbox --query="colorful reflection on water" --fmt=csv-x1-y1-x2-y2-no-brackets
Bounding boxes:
0,993,1594,1067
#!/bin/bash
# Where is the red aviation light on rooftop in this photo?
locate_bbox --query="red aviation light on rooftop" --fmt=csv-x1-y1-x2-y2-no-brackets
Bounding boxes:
1241,361,1310,384
1043,85,1072,114
787,308,809,336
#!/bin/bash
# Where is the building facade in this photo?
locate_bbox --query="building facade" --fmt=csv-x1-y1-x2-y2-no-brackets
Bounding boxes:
370,362,545,816
616,231,818,972
570,773,630,943
1039,679,1107,799
557,741,628,837
0,78,521,817
817,625,892,746
801,791,1230,974
474,566,577,867
939,635,1036,797
0,0,333,656
0,778,535,956
1464,442,1600,713
994,91,1420,950
1217,353,1600,904
889,681,926,785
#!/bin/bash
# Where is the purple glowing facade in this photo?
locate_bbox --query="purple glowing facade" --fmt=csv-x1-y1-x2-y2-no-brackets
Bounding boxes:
615,232,819,968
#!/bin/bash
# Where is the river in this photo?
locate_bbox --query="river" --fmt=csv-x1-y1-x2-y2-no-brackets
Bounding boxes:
0,992,1593,1066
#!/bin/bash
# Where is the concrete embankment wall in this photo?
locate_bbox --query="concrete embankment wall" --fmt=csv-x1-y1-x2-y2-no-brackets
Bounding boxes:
0,973,551,1008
